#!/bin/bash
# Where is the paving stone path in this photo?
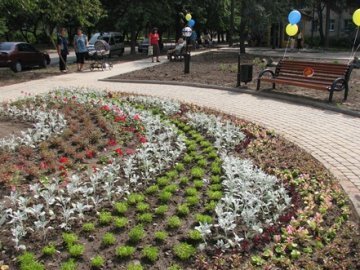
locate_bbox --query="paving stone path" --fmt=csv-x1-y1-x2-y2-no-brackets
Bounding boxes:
0,53,359,218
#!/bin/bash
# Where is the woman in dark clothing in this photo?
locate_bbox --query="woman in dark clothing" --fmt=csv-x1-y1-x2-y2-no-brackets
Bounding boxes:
57,27,69,73
149,28,160,62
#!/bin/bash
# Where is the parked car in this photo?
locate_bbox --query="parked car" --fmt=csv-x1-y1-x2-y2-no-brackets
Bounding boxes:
87,32,124,57
138,38,149,53
0,42,50,72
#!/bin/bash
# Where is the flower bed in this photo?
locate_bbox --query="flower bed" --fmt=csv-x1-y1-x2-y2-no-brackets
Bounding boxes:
0,89,359,270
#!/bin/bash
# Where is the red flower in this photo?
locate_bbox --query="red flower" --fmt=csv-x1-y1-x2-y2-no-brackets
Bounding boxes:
114,148,123,156
101,105,111,111
85,149,95,159
139,135,147,144
59,156,69,164
114,115,127,122
108,139,117,146
92,166,98,173
39,161,48,170
126,148,136,155
133,114,140,121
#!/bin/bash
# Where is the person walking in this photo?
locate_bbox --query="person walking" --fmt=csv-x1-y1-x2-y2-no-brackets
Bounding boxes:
73,27,88,72
149,28,160,62
57,27,69,73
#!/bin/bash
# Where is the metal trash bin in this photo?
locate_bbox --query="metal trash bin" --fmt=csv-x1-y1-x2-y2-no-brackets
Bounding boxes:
237,53,253,87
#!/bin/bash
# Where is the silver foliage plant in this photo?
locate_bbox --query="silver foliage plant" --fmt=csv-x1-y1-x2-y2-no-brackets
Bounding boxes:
0,105,67,150
127,95,181,115
186,112,245,151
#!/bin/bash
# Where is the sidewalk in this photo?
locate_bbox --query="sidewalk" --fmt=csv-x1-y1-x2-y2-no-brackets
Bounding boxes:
0,53,359,218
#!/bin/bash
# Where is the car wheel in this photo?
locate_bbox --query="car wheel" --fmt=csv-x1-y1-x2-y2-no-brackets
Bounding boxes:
40,58,47,68
11,61,22,72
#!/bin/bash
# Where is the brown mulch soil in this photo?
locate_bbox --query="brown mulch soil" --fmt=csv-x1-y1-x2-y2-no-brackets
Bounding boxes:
0,120,32,139
110,51,360,112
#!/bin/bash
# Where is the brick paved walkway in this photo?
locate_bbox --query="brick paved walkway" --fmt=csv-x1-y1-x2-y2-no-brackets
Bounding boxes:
0,55,359,218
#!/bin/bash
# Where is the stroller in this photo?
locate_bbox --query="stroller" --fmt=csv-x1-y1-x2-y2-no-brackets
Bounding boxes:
88,40,113,71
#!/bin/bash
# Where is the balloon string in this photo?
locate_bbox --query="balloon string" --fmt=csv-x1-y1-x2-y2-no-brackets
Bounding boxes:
349,27,359,64
283,37,290,60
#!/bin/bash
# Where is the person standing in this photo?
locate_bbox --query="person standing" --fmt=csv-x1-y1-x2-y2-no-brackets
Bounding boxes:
57,27,69,73
149,28,160,63
297,31,303,50
73,27,88,71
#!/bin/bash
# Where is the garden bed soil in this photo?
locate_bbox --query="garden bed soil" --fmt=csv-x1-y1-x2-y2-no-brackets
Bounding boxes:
109,51,360,112
0,121,32,139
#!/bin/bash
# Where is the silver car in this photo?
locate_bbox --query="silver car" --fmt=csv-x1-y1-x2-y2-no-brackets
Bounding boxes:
87,32,125,57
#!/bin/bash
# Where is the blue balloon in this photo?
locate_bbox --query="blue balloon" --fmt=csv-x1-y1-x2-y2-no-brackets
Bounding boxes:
288,10,301,24
188,19,195,28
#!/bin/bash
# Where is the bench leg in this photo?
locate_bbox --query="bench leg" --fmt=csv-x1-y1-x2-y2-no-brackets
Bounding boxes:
328,89,334,103
256,79,261,91
272,82,276,90
343,82,349,102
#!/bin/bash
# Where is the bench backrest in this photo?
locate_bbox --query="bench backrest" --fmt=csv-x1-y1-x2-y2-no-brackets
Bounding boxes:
275,60,353,82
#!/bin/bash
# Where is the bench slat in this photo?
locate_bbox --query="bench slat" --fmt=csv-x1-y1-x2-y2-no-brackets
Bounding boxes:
278,66,346,76
276,76,334,85
261,78,329,91
280,60,348,69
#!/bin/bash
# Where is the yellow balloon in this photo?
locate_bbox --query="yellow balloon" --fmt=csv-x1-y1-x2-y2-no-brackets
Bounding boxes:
286,24,299,36
185,13,192,21
353,8,360,26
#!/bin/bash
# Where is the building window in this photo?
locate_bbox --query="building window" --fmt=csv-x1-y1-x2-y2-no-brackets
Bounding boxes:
344,19,353,32
329,19,335,32
312,20,318,32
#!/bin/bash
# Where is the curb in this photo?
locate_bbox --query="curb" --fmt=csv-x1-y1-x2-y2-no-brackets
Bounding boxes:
99,78,360,118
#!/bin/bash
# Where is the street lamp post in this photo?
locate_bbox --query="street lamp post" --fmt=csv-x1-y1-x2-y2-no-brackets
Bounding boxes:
182,26,192,74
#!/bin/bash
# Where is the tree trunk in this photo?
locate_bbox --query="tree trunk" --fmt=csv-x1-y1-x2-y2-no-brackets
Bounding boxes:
130,27,136,55
324,3,330,48
317,1,325,46
229,0,235,46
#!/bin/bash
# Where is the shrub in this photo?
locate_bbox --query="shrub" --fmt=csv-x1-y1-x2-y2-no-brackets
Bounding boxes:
209,184,222,191
159,191,172,202
102,232,117,246
207,190,223,201
166,170,178,179
191,167,205,178
179,176,189,185
188,230,202,241
60,259,77,270
194,180,204,189
91,255,105,268
136,202,150,212
211,162,222,174
114,217,128,229
127,262,143,270
185,187,198,196
173,243,196,260
114,202,128,215
62,233,78,247
99,211,113,225
154,231,168,242
137,213,153,223
187,144,197,152
163,184,178,194
167,216,182,229
116,245,136,258
157,176,170,187
207,151,218,159
129,225,145,243
183,154,193,164
195,214,213,224
205,200,217,212
197,159,207,167
175,163,185,172
155,205,168,216
176,204,190,216
210,175,221,184
142,246,159,263
82,222,95,232
18,252,45,270
127,193,145,205
42,244,56,256
68,244,85,258
186,196,200,206
145,185,159,194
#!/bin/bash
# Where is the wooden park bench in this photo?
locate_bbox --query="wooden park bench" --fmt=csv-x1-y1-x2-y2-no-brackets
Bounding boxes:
256,59,354,102
167,46,186,62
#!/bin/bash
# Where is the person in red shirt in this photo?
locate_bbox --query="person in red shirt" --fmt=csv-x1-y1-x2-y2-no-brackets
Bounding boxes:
149,28,160,62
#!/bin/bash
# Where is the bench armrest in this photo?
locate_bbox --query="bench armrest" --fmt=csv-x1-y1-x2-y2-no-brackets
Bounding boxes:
330,77,346,92
258,69,275,79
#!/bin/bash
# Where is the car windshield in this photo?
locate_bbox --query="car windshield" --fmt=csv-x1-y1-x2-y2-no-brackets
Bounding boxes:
100,36,110,43
0,43,14,51
89,33,101,45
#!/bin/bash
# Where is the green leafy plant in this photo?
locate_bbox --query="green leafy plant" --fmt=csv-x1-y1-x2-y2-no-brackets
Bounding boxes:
62,233,78,247
116,245,136,258
146,185,159,194
176,204,190,216
128,225,145,243
207,190,223,200
179,176,189,185
175,163,185,172
142,246,159,263
197,159,207,167
82,222,95,232
195,214,213,224
187,230,202,241
18,252,45,270
211,162,222,174
91,255,105,268
207,151,218,159
210,175,221,184
194,180,204,189
102,232,116,246
191,167,205,178
168,264,182,270
127,193,145,205
137,213,153,223
155,205,168,216
159,190,172,202
209,184,222,191
157,176,170,187
205,200,217,212
68,244,85,258
99,211,113,225
185,187,198,196
186,196,200,206
42,244,56,256
173,243,196,260
114,201,128,215
154,231,168,242
60,259,77,270
167,216,182,229
166,170,178,179
127,262,143,270
183,154,193,164
136,202,150,212
163,184,178,194
114,217,129,229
